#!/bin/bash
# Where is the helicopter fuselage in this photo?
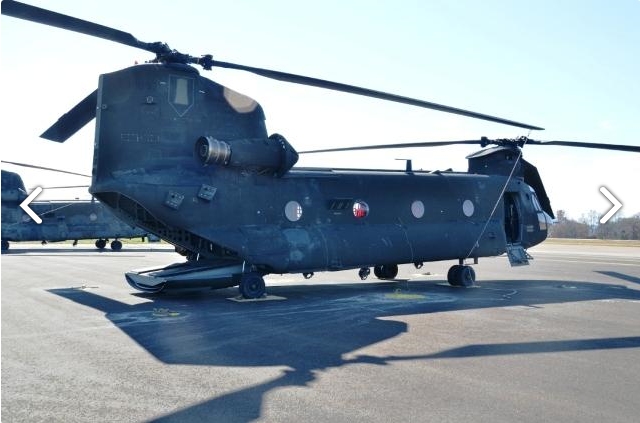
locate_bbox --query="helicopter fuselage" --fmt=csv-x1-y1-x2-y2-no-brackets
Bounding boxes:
94,165,548,275
87,62,548,284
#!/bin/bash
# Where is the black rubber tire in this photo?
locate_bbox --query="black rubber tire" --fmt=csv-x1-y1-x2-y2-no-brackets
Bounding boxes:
374,264,399,280
447,265,462,286
459,266,475,287
373,265,383,279
239,273,266,299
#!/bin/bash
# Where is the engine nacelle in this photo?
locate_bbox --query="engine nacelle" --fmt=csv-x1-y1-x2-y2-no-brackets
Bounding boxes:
196,133,299,177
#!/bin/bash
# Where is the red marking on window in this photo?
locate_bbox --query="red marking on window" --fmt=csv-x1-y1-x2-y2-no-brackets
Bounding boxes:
353,201,369,218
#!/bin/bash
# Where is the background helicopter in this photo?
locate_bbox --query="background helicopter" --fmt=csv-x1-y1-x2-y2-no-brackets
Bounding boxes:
1,163,148,251
2,1,639,298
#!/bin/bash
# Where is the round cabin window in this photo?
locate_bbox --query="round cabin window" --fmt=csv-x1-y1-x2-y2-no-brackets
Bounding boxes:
462,199,475,217
411,200,425,218
353,200,369,219
285,201,303,222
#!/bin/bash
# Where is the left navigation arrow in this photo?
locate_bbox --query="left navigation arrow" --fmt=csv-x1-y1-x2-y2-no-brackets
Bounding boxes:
20,187,43,224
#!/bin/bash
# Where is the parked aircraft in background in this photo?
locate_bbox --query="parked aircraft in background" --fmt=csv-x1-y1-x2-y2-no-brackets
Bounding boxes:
1,170,148,251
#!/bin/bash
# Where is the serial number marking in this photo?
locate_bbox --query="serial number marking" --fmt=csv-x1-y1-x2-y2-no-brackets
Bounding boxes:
121,133,160,143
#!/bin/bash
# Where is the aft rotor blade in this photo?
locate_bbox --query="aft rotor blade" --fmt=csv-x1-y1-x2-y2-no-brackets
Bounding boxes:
1,0,163,54
213,60,544,131
33,185,90,190
301,137,640,154
299,140,482,154
1,161,91,177
525,140,640,153
41,90,97,142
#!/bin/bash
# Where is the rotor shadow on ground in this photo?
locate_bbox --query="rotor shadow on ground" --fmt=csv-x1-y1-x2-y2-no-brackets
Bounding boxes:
596,270,640,285
49,279,640,422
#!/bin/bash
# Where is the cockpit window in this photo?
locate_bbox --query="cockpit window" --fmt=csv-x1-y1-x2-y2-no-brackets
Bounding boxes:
530,191,543,212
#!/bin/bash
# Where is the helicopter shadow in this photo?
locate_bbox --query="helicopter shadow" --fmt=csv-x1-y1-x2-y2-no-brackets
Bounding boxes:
48,277,640,422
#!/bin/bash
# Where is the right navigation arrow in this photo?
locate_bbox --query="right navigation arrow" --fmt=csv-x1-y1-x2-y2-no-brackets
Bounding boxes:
599,186,622,224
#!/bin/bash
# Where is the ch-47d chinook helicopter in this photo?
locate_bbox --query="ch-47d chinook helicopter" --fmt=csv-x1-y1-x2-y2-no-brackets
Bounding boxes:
3,0,639,298
1,163,148,251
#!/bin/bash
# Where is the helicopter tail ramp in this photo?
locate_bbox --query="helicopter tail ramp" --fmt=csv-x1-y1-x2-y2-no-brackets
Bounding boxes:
125,261,244,293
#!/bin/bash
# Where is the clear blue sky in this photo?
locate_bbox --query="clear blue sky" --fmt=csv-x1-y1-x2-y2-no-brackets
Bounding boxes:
1,0,639,220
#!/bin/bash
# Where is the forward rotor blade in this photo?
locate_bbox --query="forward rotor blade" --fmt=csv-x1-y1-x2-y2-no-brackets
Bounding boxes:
299,140,482,154
41,90,97,142
525,140,640,153
1,0,162,54
1,1,543,131
213,60,544,131
1,161,91,177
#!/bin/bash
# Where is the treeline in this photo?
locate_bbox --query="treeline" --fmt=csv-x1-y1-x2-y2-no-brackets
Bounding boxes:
549,210,640,240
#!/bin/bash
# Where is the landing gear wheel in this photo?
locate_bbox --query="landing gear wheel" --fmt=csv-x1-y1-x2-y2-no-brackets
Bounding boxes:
458,265,475,287
447,265,476,287
358,267,370,280
95,239,107,250
447,265,461,285
374,264,399,280
1,240,9,251
110,240,123,251
239,272,266,299
373,265,382,279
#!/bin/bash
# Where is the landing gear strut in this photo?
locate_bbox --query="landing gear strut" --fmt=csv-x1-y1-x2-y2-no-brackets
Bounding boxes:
447,265,476,287
239,272,266,299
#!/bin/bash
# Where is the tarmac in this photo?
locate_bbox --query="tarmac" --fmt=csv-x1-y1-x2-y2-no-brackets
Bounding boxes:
2,241,639,422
